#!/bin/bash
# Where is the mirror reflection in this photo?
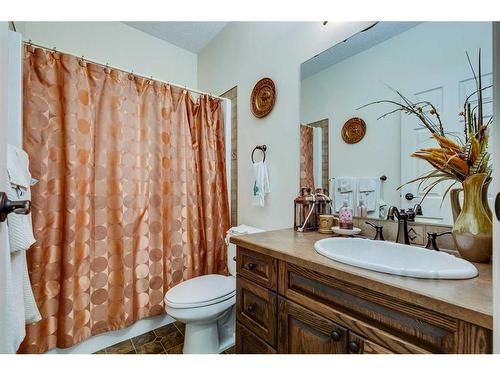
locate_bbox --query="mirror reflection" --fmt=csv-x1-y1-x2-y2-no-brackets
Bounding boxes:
300,22,493,225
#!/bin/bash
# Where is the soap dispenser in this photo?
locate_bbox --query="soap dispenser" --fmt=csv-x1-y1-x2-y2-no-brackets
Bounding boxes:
339,199,353,230
357,197,368,218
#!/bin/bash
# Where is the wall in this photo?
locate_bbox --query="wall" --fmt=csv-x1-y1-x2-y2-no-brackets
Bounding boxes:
16,22,198,88
198,22,373,230
301,22,492,212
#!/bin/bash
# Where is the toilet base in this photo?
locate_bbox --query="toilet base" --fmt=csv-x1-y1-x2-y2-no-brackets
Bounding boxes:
182,306,235,354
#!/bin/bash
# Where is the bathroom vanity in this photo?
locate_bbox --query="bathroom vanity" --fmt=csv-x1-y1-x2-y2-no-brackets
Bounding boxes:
231,229,492,354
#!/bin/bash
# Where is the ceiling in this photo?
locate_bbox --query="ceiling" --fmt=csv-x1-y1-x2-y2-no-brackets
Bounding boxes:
123,22,227,53
301,22,422,79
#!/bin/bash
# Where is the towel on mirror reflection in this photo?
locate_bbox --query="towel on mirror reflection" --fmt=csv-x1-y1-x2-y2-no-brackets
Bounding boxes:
252,161,270,207
6,144,36,253
333,177,356,212
338,178,354,193
357,177,380,212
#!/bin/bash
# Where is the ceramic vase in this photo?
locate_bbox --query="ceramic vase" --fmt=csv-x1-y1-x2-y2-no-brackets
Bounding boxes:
451,177,492,222
451,173,492,263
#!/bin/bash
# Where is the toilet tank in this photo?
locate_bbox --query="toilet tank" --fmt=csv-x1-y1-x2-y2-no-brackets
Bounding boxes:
226,225,265,276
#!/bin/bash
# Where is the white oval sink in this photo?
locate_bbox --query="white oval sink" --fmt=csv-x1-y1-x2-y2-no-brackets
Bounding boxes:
314,238,478,279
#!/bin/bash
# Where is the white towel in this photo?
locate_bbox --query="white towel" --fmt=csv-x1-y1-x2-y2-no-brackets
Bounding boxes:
6,144,36,253
333,177,356,212
0,229,25,353
252,161,270,207
3,145,41,344
357,177,380,212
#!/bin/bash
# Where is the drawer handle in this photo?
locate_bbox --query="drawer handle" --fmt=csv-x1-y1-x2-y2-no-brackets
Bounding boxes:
246,304,256,314
244,262,257,270
330,329,342,342
348,341,360,354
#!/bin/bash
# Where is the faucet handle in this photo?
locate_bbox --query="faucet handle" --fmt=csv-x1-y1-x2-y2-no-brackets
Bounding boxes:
425,231,452,251
365,221,385,241
386,206,398,220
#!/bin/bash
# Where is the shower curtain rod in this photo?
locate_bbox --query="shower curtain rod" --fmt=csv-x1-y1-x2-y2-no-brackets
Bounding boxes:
22,40,225,101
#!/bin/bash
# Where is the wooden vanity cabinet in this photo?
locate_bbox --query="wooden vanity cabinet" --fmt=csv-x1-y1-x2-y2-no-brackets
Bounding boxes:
235,246,492,354
278,298,348,354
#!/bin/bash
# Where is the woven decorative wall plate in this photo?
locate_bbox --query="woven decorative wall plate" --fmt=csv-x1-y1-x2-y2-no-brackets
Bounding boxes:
251,78,276,118
341,117,366,144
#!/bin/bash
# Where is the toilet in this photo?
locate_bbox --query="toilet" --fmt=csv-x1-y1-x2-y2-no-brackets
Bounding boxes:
164,225,264,354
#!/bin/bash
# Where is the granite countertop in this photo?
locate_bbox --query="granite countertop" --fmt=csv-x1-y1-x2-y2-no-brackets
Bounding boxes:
230,228,492,329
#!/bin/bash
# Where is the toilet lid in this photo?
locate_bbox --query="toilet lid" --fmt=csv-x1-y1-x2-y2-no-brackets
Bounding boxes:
165,274,236,308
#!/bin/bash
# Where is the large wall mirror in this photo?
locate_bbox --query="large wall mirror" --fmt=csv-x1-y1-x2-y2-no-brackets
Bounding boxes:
300,22,493,225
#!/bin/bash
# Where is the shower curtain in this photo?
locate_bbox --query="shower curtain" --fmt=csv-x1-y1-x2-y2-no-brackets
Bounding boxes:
299,125,314,189
19,46,230,353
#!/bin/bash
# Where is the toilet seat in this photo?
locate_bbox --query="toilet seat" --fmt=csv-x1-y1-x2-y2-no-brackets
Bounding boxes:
165,274,236,309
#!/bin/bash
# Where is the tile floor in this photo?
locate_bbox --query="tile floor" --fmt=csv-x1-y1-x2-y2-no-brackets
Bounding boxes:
93,321,235,354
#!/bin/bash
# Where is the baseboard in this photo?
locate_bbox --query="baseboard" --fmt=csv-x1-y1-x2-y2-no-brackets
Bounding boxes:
46,314,175,354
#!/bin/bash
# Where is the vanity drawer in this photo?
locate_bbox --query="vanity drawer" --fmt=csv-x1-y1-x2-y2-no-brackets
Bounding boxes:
237,246,277,290
278,262,455,353
236,322,277,354
236,276,277,346
347,332,394,354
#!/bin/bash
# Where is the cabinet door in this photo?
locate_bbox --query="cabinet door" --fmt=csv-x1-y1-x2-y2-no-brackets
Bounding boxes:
236,322,277,354
278,298,347,354
348,332,393,354
236,276,277,346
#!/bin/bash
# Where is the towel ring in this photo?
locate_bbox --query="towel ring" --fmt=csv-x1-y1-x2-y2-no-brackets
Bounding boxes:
251,145,267,163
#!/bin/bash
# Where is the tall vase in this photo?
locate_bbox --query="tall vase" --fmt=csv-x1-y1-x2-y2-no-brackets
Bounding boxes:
450,178,492,222
451,173,492,263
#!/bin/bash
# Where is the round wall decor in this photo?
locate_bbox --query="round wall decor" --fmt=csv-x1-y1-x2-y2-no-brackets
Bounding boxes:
341,117,366,144
251,78,276,118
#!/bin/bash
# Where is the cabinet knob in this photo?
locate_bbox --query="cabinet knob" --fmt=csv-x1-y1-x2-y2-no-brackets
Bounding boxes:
246,304,256,313
330,329,342,342
348,341,360,353
245,262,256,270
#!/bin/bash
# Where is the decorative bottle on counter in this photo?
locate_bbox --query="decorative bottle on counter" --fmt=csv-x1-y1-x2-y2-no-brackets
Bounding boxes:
339,199,353,229
356,197,368,218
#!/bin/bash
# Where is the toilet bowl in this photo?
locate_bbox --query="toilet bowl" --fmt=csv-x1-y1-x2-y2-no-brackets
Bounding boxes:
164,225,264,354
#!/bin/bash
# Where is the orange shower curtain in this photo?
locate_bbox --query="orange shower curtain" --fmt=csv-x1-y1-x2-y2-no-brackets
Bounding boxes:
20,46,230,353
299,125,314,189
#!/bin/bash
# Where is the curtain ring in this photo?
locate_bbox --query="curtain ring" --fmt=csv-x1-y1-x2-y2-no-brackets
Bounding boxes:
104,63,110,74
27,39,35,53
78,55,86,67
128,70,134,80
51,47,60,60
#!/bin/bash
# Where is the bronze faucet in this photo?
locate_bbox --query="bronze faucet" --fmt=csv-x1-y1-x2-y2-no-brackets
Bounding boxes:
387,206,411,245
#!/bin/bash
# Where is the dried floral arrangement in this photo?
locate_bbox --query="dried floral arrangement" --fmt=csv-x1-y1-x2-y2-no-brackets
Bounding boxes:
359,50,492,202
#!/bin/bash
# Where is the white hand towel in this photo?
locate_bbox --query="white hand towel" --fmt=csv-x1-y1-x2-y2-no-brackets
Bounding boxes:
252,161,270,207
0,231,25,353
6,144,36,253
357,177,380,212
5,145,41,328
339,178,353,193
333,177,356,212
358,178,376,193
